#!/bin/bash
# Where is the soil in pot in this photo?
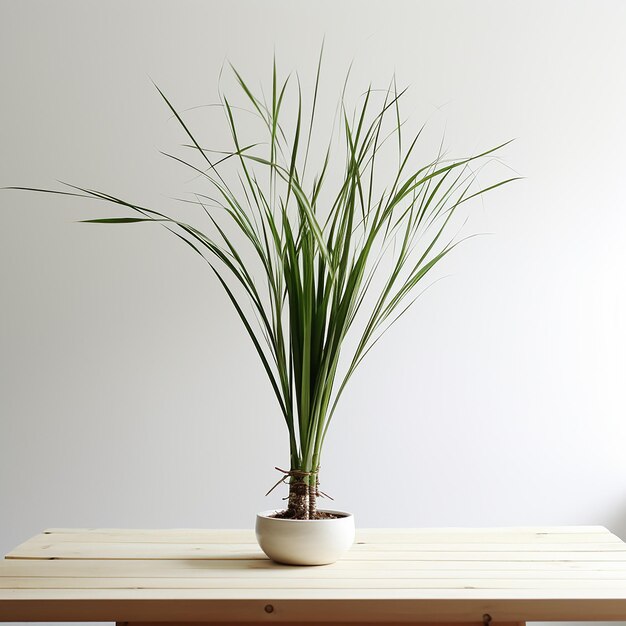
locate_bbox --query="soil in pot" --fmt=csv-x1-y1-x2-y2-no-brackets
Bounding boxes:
270,510,345,520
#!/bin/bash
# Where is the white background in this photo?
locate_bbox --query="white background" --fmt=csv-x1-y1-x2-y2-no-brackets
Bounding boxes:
1,1,626,625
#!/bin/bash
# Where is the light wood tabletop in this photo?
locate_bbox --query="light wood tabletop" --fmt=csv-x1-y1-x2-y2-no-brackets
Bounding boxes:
2,526,626,624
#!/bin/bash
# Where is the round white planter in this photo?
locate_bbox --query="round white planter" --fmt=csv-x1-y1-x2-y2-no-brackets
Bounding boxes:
255,509,355,565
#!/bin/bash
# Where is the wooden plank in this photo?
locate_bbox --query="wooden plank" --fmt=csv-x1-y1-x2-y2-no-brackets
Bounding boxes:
3,597,626,623
4,587,626,599
0,560,626,580
44,525,612,535
120,621,514,626
8,541,626,561
123,622,524,626
20,536,626,552
13,535,626,558
4,558,626,578
6,542,264,561
3,576,626,590
39,527,619,545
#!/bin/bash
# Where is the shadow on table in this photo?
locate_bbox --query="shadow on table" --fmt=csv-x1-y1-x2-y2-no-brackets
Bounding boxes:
185,557,305,569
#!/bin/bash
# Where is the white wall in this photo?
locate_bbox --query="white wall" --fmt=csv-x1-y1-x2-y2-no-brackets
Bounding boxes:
1,0,626,624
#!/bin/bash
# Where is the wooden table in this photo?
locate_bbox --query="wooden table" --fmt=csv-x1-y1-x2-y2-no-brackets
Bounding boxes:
2,527,626,625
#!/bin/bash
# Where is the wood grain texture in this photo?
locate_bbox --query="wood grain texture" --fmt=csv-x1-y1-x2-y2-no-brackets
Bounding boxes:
2,527,626,622
119,622,528,626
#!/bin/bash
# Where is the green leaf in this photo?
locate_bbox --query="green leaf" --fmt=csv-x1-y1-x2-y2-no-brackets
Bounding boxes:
80,217,159,223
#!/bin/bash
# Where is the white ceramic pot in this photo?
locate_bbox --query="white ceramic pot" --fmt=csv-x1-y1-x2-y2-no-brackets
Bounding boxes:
255,509,355,565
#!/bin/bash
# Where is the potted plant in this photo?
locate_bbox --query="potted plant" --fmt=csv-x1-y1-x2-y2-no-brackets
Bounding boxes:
7,55,516,565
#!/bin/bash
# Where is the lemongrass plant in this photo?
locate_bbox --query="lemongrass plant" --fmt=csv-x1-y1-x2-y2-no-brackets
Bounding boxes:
9,56,517,519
